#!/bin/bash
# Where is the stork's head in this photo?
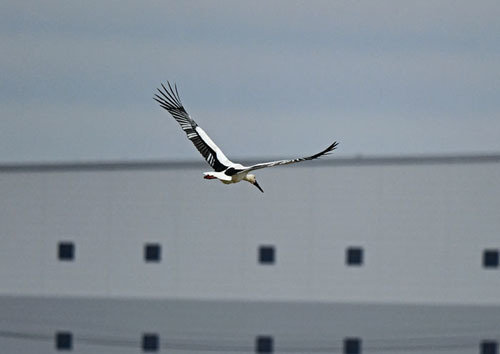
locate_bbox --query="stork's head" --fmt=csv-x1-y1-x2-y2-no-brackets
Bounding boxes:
246,174,264,193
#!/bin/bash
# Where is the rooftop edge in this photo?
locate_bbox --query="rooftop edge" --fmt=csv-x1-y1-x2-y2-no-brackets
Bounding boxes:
1,153,500,173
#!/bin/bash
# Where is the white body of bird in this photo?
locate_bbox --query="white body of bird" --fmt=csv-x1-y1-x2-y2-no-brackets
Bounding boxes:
203,170,261,190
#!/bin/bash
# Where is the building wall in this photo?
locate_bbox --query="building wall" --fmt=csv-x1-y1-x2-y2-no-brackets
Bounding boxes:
2,296,500,354
1,158,499,304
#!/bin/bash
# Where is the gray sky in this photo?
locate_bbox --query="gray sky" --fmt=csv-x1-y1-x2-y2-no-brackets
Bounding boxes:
1,1,499,163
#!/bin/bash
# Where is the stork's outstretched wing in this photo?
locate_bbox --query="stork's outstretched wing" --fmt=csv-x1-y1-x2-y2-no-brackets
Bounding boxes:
242,141,339,173
154,82,233,172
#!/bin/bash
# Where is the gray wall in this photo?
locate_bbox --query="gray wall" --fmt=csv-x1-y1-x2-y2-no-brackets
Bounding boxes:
2,296,500,354
1,157,500,304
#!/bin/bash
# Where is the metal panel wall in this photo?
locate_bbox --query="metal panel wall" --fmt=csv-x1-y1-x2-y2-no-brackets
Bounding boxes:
1,159,499,304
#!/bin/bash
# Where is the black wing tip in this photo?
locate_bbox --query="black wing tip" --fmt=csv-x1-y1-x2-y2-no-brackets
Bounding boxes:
309,141,339,160
154,81,183,110
315,141,339,157
327,141,339,151
326,141,339,153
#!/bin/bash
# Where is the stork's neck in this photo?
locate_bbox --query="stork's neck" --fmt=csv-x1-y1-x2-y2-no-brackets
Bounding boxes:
244,173,256,183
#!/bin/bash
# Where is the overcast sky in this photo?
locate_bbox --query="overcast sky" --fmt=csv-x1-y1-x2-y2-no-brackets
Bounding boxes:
1,1,499,163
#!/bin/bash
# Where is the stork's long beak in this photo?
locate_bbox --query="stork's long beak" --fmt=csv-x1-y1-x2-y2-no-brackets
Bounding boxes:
253,180,264,193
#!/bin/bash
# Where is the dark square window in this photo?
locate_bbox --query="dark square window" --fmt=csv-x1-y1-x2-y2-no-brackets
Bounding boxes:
344,337,361,354
256,336,273,353
346,247,363,266
259,246,275,265
58,242,75,261
55,332,72,351
144,244,161,262
483,250,499,268
142,333,159,352
482,341,498,354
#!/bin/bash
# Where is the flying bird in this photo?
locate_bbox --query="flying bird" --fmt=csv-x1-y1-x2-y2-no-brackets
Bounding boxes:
154,82,339,193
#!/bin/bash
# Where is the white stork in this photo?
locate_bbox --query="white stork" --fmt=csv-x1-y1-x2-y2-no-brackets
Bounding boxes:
154,82,339,193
